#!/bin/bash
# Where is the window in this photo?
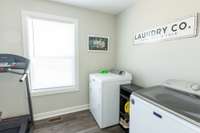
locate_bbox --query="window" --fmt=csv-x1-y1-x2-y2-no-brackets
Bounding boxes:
22,11,79,96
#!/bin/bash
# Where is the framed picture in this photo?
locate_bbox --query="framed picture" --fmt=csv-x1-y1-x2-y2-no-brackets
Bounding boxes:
88,35,109,52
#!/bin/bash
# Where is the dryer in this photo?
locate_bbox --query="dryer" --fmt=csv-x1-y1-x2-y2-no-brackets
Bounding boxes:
89,72,132,128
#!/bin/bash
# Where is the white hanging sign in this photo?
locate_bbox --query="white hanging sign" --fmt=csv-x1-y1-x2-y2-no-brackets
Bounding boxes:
134,15,198,44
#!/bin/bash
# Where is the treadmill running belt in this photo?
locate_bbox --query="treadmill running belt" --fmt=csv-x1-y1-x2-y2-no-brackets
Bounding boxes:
0,116,29,133
1,127,20,133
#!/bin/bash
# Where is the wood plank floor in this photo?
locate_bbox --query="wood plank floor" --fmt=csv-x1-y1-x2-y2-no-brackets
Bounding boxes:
34,110,125,133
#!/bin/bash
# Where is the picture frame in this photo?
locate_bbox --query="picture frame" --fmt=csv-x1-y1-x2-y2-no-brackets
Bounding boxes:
88,35,109,52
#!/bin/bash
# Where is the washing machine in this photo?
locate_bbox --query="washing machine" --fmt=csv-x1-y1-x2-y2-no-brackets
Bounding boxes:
89,71,132,128
130,79,200,133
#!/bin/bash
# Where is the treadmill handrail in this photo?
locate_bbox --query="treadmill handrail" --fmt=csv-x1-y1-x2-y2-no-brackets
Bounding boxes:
20,73,28,82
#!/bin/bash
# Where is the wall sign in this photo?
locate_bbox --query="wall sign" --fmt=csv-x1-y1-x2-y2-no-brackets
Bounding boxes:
134,14,198,44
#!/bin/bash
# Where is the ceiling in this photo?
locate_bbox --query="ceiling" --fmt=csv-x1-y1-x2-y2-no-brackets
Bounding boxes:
49,0,135,14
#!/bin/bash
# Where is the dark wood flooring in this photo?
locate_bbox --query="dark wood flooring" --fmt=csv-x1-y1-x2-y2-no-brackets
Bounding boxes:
34,110,124,133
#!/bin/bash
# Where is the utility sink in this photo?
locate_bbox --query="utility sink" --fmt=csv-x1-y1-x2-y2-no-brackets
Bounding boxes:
135,86,200,123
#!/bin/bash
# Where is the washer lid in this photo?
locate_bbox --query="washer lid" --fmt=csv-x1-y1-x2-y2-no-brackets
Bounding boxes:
90,72,132,82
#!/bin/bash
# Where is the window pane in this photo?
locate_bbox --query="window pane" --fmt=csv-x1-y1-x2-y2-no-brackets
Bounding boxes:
32,18,75,57
31,58,75,90
26,15,77,91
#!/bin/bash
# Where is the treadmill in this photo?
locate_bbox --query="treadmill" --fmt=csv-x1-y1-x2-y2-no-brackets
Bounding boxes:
0,54,34,133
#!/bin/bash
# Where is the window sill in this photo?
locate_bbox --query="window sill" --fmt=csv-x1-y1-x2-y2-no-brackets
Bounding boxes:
31,87,79,97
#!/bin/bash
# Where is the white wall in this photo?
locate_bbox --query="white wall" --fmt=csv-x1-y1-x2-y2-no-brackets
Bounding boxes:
117,0,200,87
0,0,116,119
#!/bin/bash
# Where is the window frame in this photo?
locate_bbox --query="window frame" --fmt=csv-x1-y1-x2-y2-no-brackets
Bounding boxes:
21,11,79,97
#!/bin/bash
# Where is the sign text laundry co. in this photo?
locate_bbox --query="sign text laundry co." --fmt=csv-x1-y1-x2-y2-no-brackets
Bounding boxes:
134,15,197,44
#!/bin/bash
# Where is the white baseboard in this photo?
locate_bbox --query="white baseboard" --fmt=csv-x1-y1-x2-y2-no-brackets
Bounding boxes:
34,104,89,121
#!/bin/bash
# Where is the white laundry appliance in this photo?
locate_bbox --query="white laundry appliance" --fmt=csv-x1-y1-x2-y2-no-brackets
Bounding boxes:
89,71,132,128
130,79,200,133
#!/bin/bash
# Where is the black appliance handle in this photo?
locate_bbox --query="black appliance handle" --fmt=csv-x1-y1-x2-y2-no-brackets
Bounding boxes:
153,111,162,119
131,98,135,104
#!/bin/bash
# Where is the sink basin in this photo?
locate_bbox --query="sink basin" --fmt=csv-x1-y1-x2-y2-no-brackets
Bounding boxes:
156,93,200,113
155,93,200,122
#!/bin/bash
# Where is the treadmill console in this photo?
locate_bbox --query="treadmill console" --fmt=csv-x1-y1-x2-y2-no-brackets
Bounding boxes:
0,54,29,73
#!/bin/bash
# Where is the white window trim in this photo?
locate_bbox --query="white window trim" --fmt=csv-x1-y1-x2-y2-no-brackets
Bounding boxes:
21,10,79,97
